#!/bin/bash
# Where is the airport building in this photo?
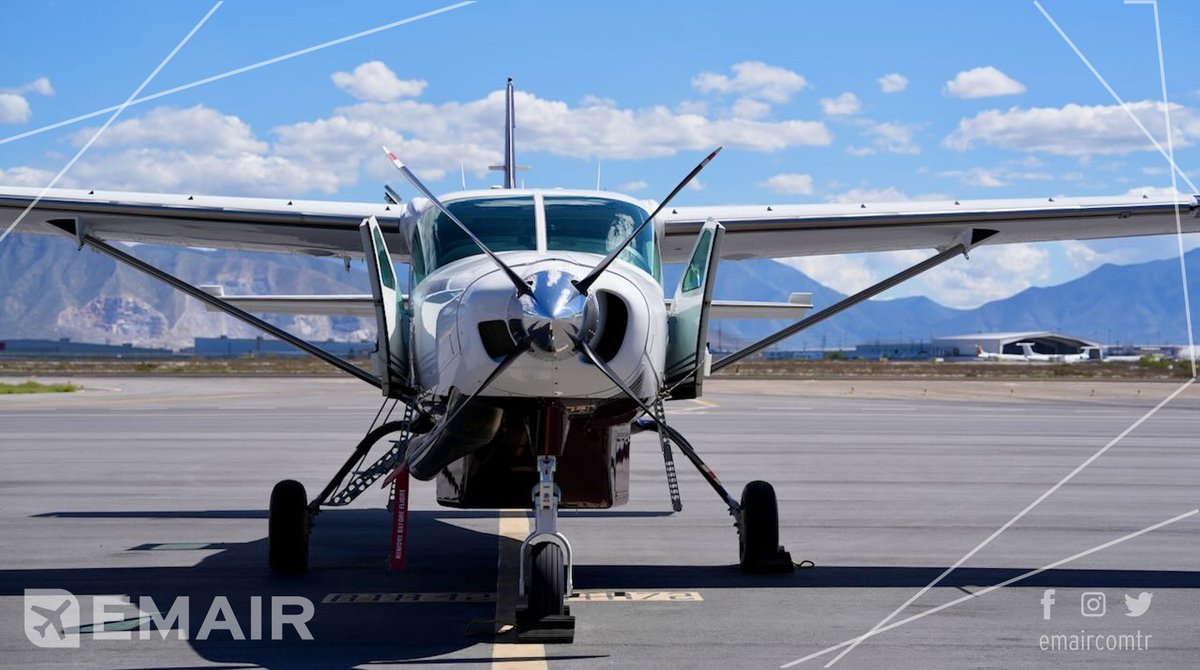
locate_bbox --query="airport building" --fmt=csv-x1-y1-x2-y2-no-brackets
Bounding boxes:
191,336,374,359
933,331,1100,357
0,338,173,358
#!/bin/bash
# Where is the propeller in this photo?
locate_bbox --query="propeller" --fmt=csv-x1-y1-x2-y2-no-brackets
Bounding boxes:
383,147,532,298
572,146,722,296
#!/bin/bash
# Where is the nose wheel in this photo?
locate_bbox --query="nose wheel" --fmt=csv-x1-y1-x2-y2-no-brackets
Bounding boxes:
515,455,576,643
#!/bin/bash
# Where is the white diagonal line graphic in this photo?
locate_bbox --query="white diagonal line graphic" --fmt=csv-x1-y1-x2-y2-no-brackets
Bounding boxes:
1145,0,1197,378
820,377,1193,666
0,2,223,247
1033,0,1199,194
0,1,475,147
781,508,1198,667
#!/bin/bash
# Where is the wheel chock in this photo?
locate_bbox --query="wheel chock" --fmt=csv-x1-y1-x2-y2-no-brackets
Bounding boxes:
512,607,576,644
742,546,795,574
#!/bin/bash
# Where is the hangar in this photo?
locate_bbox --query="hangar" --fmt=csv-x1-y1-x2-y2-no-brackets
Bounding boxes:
934,331,1100,357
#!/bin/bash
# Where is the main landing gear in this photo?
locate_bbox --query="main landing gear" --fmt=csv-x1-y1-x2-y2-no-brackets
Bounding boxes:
643,418,794,574
268,409,418,575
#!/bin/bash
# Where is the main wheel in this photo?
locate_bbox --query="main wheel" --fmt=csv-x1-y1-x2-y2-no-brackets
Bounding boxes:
527,542,566,619
738,480,780,570
269,479,310,575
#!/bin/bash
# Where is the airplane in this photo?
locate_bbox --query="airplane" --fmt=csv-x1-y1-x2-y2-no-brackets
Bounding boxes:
3,79,1199,641
29,600,72,640
976,344,1146,363
975,342,1059,362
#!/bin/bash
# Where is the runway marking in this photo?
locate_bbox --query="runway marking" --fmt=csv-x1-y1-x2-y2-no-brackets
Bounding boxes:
492,511,546,670
321,591,703,604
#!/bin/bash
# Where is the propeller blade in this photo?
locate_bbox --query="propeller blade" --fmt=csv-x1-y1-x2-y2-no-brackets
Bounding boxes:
573,335,658,415
574,334,740,511
382,147,532,297
573,146,722,295
441,335,532,428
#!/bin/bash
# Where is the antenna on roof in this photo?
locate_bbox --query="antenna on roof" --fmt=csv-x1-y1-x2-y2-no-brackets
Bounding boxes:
487,78,530,188
595,160,601,191
460,162,467,190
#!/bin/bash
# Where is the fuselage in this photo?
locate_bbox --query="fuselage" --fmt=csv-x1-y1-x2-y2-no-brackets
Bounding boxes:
399,189,668,403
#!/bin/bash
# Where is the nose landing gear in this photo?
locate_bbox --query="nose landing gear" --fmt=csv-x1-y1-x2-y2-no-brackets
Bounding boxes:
514,455,576,643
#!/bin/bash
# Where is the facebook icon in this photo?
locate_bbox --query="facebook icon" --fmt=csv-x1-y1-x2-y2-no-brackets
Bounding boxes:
1040,589,1056,620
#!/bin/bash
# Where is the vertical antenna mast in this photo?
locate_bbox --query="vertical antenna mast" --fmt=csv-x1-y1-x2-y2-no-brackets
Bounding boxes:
503,77,516,189
488,78,528,188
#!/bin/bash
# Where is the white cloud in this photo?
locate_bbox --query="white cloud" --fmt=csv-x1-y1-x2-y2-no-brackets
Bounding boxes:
331,61,426,102
938,164,1054,188
845,146,876,156
878,73,908,93
18,77,54,96
0,165,55,186
298,87,831,172
62,106,340,195
0,77,53,124
825,186,911,203
687,178,705,191
619,180,648,192
863,121,919,154
760,173,814,195
820,92,861,116
918,244,1050,307
776,255,876,294
692,61,808,103
1062,240,1130,273
823,187,949,203
0,93,31,124
1124,185,1187,198
944,101,1200,155
780,243,1053,308
943,66,1026,99
3,73,833,197
73,105,267,155
731,97,771,120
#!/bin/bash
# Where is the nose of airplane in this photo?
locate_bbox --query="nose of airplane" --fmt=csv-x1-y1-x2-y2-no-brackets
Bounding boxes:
509,269,594,360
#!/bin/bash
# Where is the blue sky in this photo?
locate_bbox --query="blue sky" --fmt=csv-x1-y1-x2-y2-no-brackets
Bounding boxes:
1,0,1198,307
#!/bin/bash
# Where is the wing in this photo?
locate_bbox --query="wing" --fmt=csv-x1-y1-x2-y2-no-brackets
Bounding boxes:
0,186,409,259
660,194,1200,262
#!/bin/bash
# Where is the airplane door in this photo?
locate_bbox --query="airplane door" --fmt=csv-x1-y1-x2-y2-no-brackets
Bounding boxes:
664,218,724,400
360,216,410,397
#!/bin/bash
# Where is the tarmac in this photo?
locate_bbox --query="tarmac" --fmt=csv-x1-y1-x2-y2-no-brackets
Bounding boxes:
0,375,1197,669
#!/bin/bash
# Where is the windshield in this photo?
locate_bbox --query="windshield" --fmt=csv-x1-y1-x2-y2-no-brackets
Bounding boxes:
411,196,536,282
543,196,659,278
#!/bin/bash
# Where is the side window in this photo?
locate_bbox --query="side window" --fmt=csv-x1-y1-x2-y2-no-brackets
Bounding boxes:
680,229,712,293
409,223,427,285
372,228,396,290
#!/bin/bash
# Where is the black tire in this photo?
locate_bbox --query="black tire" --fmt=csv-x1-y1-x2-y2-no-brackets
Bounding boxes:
269,479,310,575
527,542,566,619
738,480,780,569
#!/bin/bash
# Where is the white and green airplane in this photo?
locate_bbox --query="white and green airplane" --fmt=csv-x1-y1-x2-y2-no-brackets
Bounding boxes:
2,80,1197,638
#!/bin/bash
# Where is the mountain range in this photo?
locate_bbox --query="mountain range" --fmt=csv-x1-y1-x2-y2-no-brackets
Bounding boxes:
1,232,1196,350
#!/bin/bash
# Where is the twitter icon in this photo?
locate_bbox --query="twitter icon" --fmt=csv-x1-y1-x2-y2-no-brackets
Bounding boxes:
1124,592,1153,617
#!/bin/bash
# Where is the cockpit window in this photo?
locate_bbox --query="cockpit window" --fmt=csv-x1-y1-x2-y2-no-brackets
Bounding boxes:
544,197,659,278
413,196,536,282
